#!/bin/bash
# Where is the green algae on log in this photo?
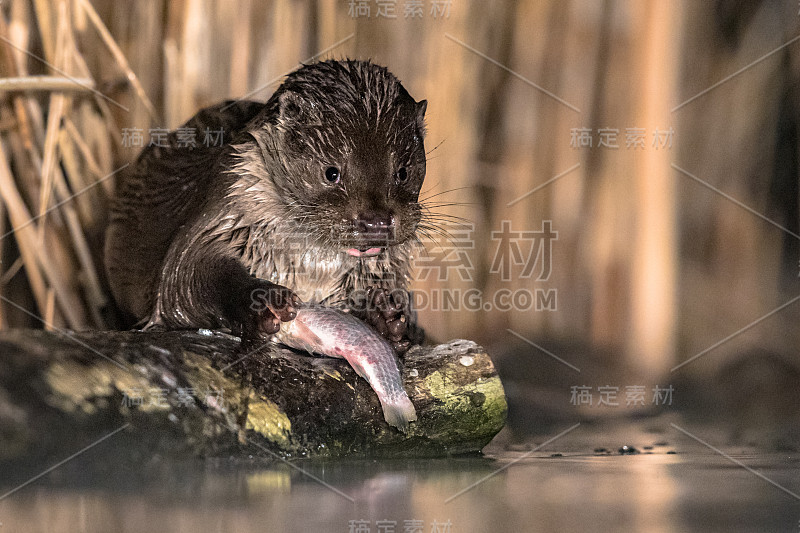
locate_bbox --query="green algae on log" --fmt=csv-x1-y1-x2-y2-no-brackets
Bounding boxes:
0,329,506,459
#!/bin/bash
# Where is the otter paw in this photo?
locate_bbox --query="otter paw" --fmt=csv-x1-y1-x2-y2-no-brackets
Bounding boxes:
363,287,414,354
248,281,301,335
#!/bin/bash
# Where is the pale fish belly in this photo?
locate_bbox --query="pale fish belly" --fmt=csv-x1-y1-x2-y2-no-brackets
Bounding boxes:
273,305,417,432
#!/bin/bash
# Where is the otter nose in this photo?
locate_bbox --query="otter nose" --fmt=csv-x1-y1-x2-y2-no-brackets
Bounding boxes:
354,211,395,234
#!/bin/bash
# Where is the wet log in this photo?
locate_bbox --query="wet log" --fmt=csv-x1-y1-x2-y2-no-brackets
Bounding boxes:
0,329,506,460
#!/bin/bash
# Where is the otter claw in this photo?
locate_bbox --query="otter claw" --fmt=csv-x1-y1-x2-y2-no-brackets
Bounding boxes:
245,281,300,338
387,316,406,339
392,339,411,353
359,286,414,354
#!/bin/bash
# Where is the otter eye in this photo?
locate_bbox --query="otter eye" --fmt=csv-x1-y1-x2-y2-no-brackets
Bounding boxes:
396,167,408,183
324,166,341,184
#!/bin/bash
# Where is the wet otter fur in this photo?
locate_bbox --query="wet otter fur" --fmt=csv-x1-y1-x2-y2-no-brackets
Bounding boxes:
105,60,428,350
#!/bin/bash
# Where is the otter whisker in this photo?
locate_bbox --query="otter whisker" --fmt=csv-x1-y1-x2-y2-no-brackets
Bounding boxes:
419,211,473,222
425,138,445,156
419,186,474,203
419,212,474,227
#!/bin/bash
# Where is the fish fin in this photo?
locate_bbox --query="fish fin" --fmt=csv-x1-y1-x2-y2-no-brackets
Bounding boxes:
282,320,344,358
293,320,325,347
380,395,417,433
346,357,369,380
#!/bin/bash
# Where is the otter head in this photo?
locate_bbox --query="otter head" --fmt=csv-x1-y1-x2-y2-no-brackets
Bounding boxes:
249,60,427,258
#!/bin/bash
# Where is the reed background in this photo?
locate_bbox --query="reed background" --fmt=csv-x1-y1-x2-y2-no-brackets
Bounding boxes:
0,0,798,435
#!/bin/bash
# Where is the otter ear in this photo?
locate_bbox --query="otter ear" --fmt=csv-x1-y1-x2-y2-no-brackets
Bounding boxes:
277,91,317,125
416,99,427,136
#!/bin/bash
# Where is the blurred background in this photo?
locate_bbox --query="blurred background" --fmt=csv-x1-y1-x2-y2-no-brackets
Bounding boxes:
0,0,798,445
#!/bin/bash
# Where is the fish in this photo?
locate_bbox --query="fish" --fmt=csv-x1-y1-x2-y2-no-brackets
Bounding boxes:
273,305,417,432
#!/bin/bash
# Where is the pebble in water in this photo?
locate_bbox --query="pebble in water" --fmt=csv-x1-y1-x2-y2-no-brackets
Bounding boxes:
618,445,639,455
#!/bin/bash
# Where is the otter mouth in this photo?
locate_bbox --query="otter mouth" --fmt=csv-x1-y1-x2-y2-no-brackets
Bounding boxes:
346,247,383,258
342,223,415,258
344,230,395,257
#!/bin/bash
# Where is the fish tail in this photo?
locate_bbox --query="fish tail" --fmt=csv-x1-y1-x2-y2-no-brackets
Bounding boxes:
380,394,417,433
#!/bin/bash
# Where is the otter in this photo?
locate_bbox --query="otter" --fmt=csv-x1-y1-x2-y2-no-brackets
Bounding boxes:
105,60,428,351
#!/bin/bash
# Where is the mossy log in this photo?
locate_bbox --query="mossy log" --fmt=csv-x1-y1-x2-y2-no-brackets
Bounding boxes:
0,329,506,460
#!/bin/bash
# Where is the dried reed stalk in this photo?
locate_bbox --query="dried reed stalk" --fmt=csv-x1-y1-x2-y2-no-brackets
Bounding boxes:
77,0,158,122
0,0,143,329
0,75,95,91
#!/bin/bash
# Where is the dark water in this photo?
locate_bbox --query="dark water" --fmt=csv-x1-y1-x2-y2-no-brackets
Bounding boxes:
1,420,798,533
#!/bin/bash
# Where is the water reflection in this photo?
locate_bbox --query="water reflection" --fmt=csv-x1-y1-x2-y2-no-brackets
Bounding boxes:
1,444,799,533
